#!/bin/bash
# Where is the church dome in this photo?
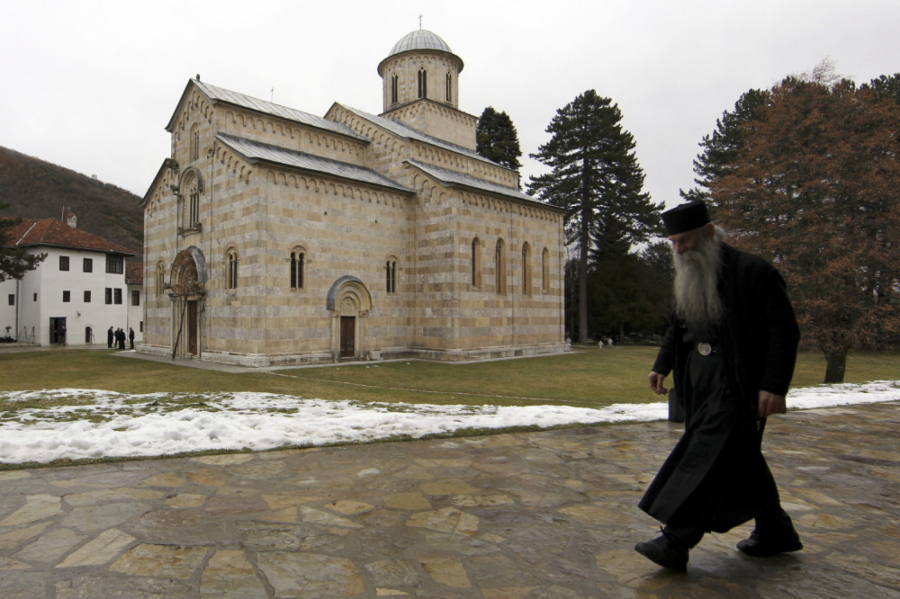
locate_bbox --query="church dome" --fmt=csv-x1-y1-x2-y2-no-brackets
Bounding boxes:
388,29,453,57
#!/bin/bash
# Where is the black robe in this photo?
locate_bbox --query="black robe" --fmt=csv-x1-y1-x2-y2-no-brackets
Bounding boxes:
638,243,800,532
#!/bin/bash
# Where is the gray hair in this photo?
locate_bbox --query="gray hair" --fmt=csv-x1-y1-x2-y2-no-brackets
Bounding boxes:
672,226,727,327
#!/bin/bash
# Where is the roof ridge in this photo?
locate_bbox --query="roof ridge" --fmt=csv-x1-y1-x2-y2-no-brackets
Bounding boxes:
16,220,38,246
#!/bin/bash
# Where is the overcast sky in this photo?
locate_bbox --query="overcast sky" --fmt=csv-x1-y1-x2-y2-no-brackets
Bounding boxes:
2,0,899,211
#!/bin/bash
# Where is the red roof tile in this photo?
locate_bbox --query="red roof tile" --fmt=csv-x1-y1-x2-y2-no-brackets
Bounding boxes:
126,262,143,284
1,218,133,255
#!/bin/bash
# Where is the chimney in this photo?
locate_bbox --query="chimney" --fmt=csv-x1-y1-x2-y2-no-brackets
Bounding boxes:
66,213,77,228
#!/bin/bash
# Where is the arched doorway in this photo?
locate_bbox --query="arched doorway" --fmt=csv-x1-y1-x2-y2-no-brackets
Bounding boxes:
169,248,207,357
326,276,373,360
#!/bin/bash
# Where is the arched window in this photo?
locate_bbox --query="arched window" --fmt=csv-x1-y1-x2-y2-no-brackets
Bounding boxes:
471,238,482,287
181,171,200,229
226,248,238,290
290,248,305,290
190,123,200,162
417,68,427,99
445,72,452,102
156,261,165,295
385,257,398,294
542,248,550,292
495,239,506,294
522,243,532,295
391,74,399,104
189,188,199,227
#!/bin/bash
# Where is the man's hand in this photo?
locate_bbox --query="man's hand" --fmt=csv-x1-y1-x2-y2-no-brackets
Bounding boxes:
648,372,668,395
758,391,787,417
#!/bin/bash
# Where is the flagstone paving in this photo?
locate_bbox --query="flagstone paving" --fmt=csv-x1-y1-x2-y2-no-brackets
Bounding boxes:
0,401,898,598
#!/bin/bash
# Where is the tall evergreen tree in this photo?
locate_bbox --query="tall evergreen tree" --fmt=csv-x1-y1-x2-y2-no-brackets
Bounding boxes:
710,69,900,383
0,207,46,282
862,73,900,104
528,90,662,343
476,107,523,172
680,88,769,203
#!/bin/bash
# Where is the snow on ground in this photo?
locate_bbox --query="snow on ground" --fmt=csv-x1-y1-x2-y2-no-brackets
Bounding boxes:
0,381,897,464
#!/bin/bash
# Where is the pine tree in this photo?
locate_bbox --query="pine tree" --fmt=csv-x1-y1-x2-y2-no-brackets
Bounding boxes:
680,88,769,203
528,90,662,343
0,206,46,282
863,73,900,104
476,107,523,172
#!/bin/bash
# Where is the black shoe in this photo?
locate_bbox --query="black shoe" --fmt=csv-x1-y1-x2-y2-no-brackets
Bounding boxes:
635,531,689,572
737,529,803,557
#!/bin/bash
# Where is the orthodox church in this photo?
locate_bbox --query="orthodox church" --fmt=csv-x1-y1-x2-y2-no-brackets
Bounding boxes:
140,29,566,366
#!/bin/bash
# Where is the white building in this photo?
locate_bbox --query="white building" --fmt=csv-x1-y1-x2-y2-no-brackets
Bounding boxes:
0,217,137,346
126,262,144,346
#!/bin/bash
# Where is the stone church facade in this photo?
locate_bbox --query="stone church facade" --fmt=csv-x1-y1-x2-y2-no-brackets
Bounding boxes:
140,29,566,367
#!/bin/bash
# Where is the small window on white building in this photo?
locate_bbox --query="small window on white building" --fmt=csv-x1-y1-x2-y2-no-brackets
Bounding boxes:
106,256,124,274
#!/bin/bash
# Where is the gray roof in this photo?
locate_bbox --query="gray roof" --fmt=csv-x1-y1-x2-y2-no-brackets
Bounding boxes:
168,79,366,141
389,29,453,56
337,104,499,168
407,160,553,207
217,133,412,194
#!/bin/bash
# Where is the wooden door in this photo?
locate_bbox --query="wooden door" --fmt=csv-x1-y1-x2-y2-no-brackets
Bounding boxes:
187,301,198,355
340,316,355,358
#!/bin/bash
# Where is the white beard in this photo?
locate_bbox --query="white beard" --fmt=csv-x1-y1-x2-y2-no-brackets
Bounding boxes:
673,231,724,328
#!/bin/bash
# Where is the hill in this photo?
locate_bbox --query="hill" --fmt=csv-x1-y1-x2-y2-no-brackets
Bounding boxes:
0,146,143,258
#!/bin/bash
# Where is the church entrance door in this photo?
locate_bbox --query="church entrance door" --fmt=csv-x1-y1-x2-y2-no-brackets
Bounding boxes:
340,316,355,358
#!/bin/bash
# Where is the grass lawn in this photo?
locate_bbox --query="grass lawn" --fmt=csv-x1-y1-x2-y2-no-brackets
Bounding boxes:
1,345,896,412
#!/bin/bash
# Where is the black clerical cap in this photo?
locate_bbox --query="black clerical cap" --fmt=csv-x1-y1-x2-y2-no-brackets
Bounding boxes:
662,201,710,235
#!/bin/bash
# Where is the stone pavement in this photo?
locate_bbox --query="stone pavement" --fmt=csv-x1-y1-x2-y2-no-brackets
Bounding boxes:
0,402,898,598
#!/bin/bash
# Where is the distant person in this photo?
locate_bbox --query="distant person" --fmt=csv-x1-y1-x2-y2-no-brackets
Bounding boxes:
129,327,135,350
115,328,126,350
59,324,66,346
108,326,114,349
635,201,802,572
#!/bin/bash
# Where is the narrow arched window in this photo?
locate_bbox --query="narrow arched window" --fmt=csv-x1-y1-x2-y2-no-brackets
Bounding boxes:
290,250,305,289
522,243,532,295
542,248,550,292
226,249,238,289
471,238,482,287
181,171,200,229
189,188,200,226
156,261,165,295
190,124,200,161
445,72,452,102
495,239,506,294
417,68,427,99
391,74,399,104
386,258,397,294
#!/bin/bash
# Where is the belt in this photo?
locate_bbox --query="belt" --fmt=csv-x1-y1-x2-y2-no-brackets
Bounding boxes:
694,342,719,356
